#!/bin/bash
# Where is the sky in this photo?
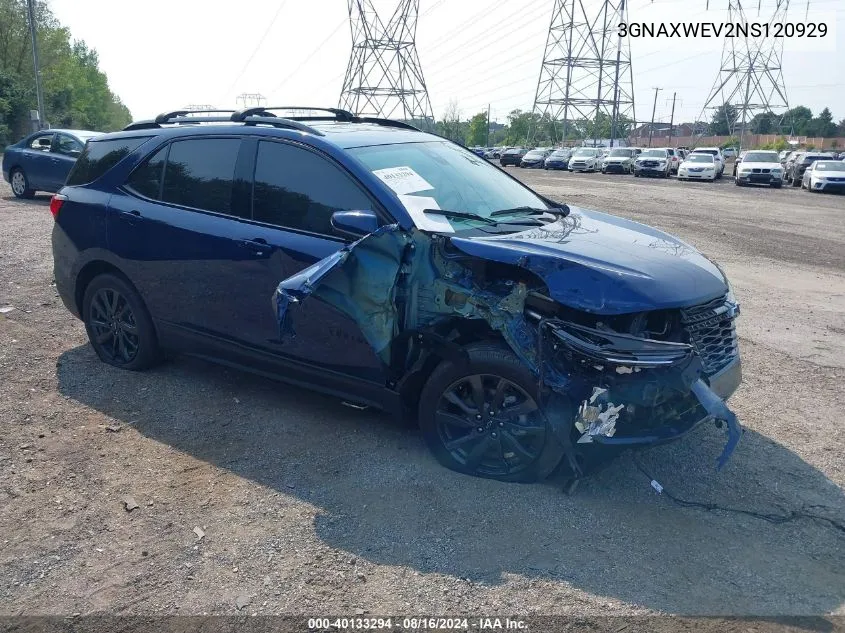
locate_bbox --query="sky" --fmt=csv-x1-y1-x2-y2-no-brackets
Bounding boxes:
50,0,844,127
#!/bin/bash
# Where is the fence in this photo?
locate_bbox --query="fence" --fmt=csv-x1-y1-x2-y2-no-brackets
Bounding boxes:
629,134,845,150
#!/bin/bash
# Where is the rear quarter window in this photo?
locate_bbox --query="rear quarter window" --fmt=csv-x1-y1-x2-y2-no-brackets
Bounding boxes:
66,137,151,186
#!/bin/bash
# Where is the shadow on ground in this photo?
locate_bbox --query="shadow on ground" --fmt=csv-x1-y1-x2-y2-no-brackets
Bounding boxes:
56,344,845,615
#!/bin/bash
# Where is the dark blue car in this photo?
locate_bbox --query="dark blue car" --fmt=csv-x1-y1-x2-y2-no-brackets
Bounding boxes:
50,107,742,484
3,129,100,198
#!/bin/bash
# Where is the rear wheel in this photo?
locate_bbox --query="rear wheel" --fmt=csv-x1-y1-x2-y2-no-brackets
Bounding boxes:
10,168,35,199
419,344,565,483
82,273,161,371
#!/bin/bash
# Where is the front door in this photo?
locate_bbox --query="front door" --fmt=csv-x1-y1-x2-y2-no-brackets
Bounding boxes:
20,132,55,190
236,138,387,382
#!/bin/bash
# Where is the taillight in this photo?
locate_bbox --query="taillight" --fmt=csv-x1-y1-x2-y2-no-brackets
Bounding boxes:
49,194,67,219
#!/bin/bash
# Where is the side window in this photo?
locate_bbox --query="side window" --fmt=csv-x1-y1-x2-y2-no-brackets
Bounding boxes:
253,141,372,234
125,145,168,199
54,134,84,157
161,138,240,215
66,137,151,186
28,134,53,151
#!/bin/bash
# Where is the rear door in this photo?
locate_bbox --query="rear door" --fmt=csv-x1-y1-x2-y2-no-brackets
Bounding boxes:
48,133,85,190
234,138,387,381
109,136,263,348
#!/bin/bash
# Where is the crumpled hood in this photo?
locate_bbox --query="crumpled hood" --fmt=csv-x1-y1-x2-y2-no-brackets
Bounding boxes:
448,207,728,314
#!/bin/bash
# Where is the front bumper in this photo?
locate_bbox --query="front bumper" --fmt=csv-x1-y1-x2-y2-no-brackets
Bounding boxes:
542,318,743,470
679,170,715,180
569,162,595,171
736,173,781,185
812,179,845,192
521,160,544,168
603,162,630,173
635,166,667,176
544,161,568,169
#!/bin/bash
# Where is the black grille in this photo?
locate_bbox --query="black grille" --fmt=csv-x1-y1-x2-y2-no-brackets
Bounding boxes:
680,295,739,375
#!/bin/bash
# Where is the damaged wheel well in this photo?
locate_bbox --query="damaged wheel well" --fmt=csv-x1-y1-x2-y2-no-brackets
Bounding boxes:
396,317,502,418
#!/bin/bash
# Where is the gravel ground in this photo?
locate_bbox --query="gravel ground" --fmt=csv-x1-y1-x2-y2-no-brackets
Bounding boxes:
0,170,843,617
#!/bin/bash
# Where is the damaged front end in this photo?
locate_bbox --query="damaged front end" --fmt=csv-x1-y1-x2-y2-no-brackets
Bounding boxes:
273,220,743,480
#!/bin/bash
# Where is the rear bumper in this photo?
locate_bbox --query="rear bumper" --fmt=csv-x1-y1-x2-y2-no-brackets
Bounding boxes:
51,224,81,319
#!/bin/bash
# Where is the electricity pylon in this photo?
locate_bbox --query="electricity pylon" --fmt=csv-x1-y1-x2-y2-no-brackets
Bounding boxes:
339,0,434,129
531,0,635,146
699,0,791,142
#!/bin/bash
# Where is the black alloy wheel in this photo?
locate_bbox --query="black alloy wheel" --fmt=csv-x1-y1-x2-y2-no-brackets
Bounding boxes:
88,287,140,365
82,273,161,370
436,374,544,478
419,343,565,482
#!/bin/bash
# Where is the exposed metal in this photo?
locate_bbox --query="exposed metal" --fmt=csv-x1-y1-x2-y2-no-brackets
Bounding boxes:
530,0,635,145
699,0,791,144
339,0,435,129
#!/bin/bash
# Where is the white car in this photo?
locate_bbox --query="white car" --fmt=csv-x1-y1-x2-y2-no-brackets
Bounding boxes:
568,147,602,172
734,150,783,188
722,147,737,159
689,147,725,178
677,153,718,181
801,160,845,193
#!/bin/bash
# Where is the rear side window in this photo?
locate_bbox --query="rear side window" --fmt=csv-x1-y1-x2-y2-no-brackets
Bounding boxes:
125,146,168,199
252,141,371,235
161,138,240,215
66,137,150,186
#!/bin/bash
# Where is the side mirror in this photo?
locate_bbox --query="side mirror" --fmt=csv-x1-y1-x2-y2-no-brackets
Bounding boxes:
331,209,379,239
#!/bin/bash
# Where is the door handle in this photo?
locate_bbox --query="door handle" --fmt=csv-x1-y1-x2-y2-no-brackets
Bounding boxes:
119,209,142,224
240,238,268,256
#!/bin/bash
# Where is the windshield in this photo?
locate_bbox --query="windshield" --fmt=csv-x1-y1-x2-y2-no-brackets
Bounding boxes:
524,150,545,158
640,149,667,158
504,148,522,155
350,141,548,231
573,148,597,157
693,149,719,156
813,161,842,171
608,149,631,157
550,150,569,157
686,154,714,163
742,152,779,163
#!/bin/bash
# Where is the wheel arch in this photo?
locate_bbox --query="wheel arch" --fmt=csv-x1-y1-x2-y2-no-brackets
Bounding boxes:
74,260,140,317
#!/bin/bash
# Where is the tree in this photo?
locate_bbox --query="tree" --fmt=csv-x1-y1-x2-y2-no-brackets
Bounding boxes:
783,106,812,135
505,109,532,145
709,104,738,135
437,99,463,143
465,111,488,147
750,112,775,134
0,0,131,143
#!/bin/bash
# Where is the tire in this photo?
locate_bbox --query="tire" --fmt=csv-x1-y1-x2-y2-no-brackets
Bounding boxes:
793,176,801,187
418,343,565,483
771,182,782,188
82,273,161,371
10,168,35,199
735,178,742,186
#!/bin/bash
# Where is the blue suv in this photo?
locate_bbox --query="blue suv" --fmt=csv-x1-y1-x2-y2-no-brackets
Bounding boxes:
51,107,743,484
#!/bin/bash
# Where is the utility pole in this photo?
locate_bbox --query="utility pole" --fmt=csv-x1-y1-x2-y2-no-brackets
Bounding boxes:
486,104,491,147
530,0,635,144
648,87,662,148
667,92,677,146
340,0,434,130
26,0,46,130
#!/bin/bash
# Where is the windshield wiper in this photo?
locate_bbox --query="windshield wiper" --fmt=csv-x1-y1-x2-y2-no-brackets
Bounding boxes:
423,208,497,225
490,205,569,218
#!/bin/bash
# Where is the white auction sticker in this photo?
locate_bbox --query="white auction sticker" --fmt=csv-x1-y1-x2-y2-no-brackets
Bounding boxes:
397,195,454,233
373,166,434,195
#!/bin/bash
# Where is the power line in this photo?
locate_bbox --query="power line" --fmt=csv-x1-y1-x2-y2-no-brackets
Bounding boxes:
219,0,289,103
268,18,347,98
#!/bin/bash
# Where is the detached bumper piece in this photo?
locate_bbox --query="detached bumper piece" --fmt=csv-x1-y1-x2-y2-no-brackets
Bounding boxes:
546,320,742,469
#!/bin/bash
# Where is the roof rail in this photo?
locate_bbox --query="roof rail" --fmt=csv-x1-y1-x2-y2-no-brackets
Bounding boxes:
154,109,236,124
231,106,356,122
241,115,324,136
357,117,421,131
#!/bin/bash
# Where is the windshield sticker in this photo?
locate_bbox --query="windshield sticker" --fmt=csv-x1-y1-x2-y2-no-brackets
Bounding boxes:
397,194,454,233
373,166,434,195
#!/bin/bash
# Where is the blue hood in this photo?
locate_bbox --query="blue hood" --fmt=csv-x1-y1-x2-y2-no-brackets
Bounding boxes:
448,207,728,314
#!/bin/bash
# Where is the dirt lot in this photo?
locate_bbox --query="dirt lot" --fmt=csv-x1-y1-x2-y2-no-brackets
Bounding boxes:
1,170,844,617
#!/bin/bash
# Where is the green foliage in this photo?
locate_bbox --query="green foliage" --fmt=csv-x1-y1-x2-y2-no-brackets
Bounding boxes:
709,104,737,135
0,0,131,145
465,111,488,147
720,136,739,149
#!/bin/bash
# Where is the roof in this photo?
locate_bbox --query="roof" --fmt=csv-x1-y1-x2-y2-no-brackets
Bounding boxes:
36,129,101,138
92,119,440,150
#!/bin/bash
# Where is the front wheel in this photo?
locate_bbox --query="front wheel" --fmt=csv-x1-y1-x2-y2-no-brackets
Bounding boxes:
10,168,35,199
82,273,161,371
419,344,565,483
